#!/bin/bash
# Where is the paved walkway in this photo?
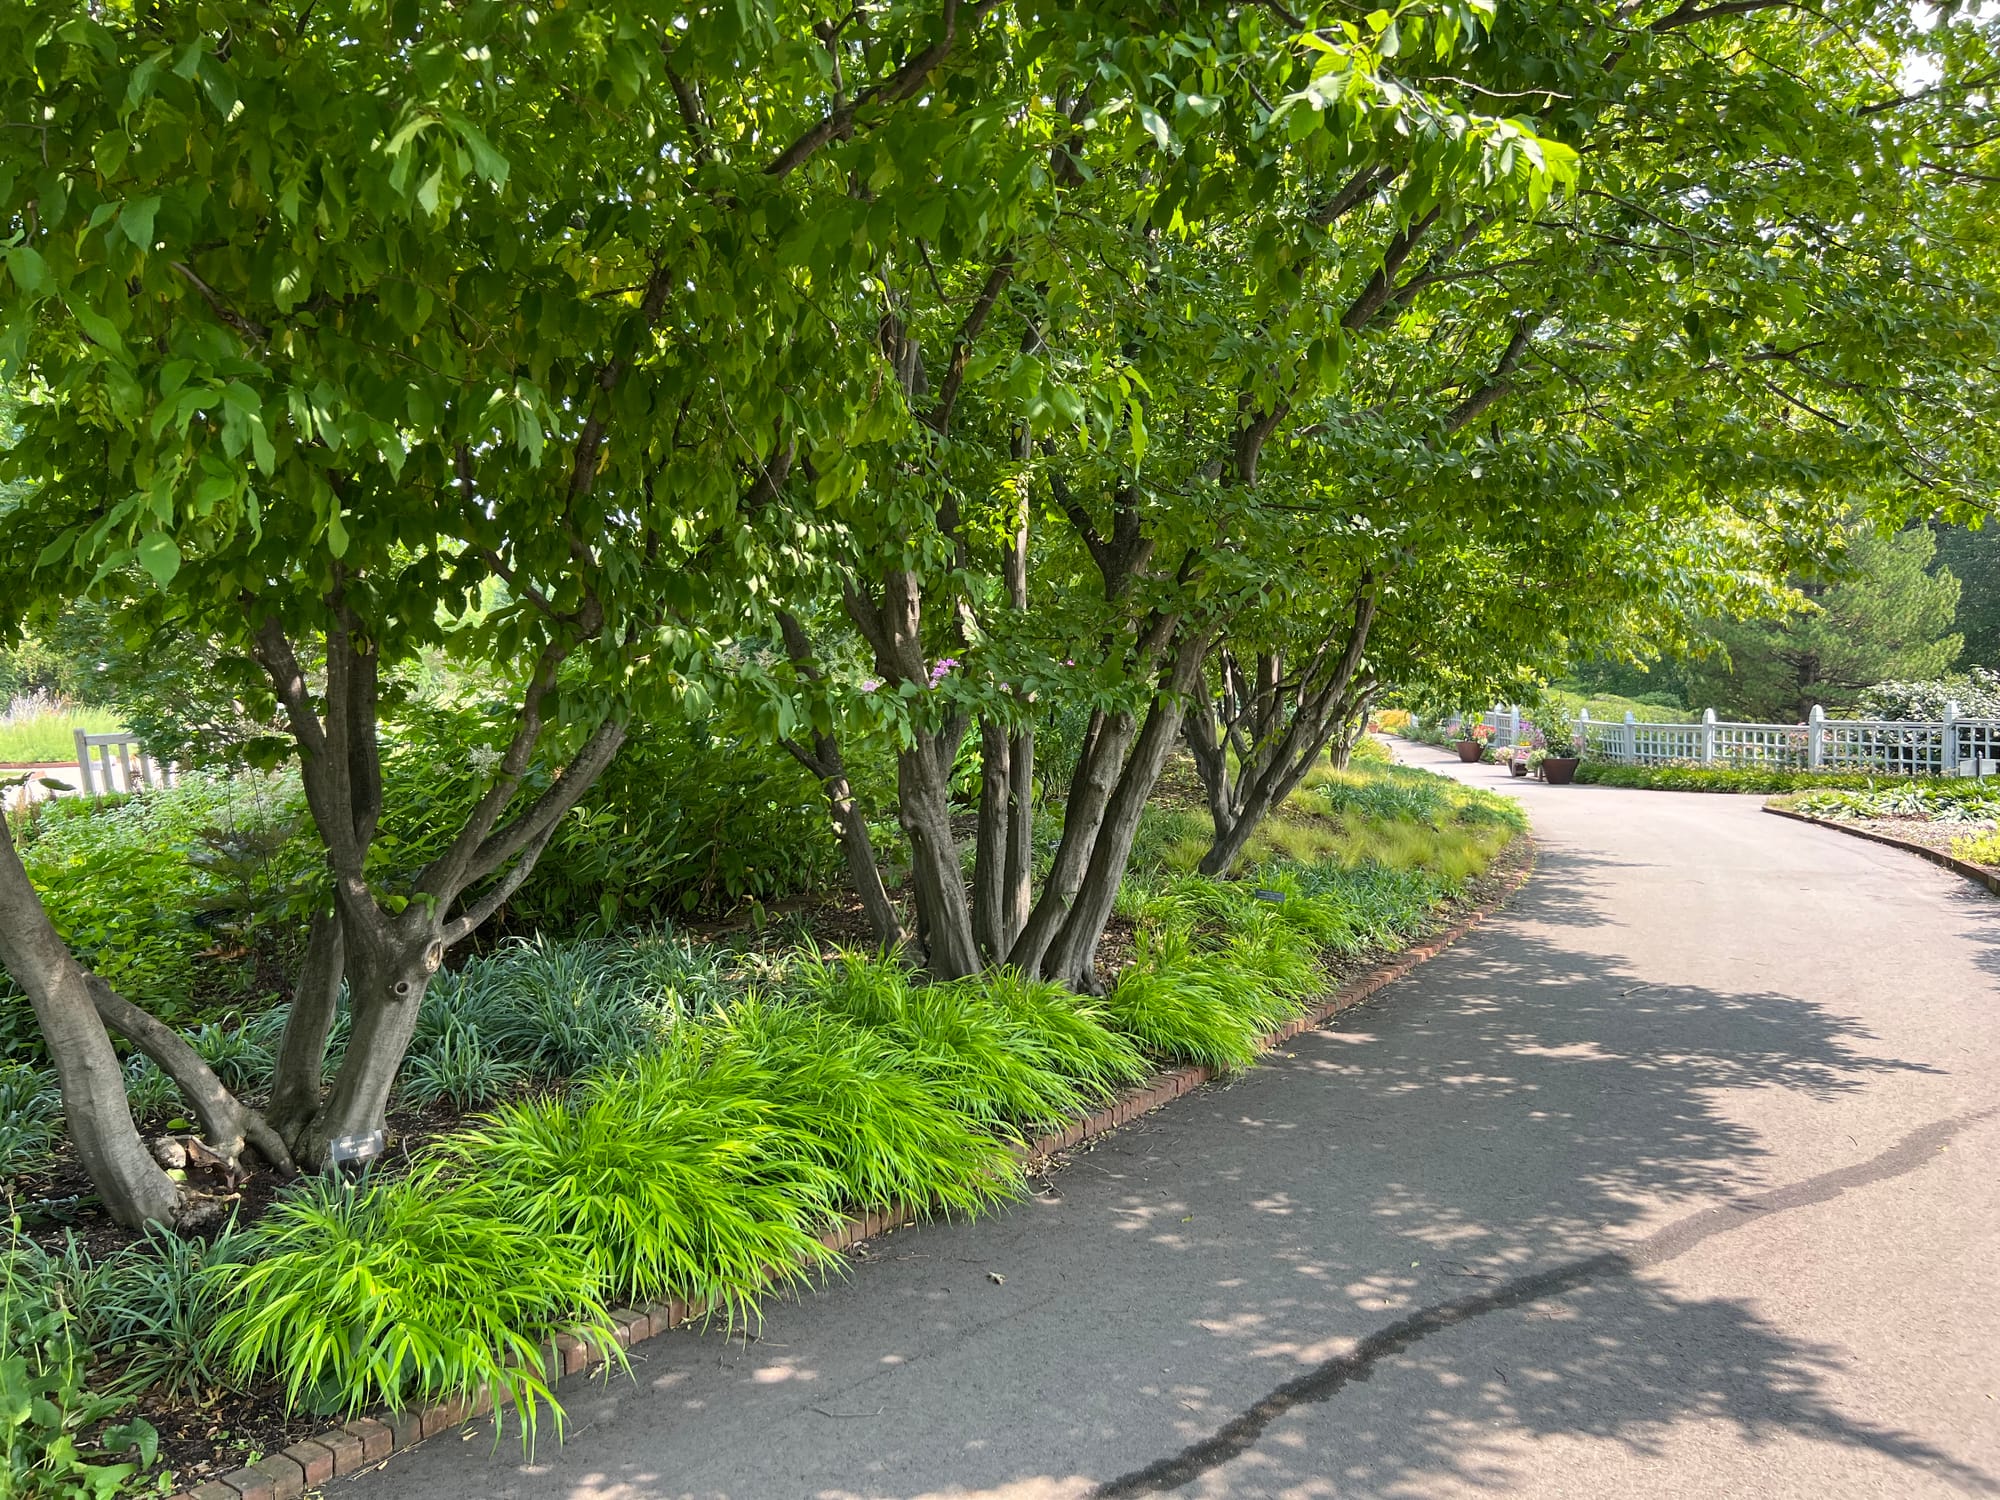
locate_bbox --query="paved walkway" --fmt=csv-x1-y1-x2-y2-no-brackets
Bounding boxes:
340,746,2000,1498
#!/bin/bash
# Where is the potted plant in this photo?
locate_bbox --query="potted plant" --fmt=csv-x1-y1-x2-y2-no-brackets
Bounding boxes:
1539,724,1581,784
1456,722,1492,763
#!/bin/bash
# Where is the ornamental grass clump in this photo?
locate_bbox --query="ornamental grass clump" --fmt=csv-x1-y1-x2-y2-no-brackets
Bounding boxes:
799,955,1102,1135
698,996,1023,1217
936,966,1150,1105
454,1037,844,1318
1104,928,1270,1072
214,1167,613,1443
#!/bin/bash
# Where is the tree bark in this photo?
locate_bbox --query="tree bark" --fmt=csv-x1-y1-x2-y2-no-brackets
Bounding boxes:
775,610,904,950
972,718,1011,959
1003,725,1035,949
1007,708,1136,974
1043,629,1214,990
267,906,344,1151
292,909,443,1170
87,976,295,1177
0,814,182,1228
895,736,982,978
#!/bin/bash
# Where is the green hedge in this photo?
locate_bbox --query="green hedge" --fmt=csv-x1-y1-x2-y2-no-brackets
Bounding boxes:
1571,763,1961,794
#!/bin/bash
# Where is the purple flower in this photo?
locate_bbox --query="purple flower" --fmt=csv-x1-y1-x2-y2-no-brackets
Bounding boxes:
928,658,959,687
861,678,880,693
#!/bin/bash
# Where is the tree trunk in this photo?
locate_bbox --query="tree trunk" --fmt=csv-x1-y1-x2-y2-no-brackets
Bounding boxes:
826,770,904,952
87,976,295,1177
292,911,443,1171
1007,708,1137,975
774,609,904,950
896,738,981,978
267,907,344,1151
972,719,1011,959
1043,630,1214,990
1003,726,1035,950
0,815,182,1228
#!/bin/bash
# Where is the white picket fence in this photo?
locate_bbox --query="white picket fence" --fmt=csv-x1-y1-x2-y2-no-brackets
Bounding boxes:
1480,704,2000,778
73,730,179,795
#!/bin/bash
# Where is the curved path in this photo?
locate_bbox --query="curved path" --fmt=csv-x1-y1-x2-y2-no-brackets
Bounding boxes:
339,745,2000,1499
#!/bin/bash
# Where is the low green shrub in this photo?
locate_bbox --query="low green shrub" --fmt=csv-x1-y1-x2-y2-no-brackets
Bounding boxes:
3,1223,160,1499
1784,783,2000,822
215,1168,614,1441
1573,763,1961,794
0,773,317,1059
1949,828,2000,866
382,709,875,926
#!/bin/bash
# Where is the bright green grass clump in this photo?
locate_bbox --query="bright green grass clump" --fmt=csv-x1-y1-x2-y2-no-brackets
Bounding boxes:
452,1036,844,1318
800,954,1146,1135
700,994,1024,1216
213,1166,614,1442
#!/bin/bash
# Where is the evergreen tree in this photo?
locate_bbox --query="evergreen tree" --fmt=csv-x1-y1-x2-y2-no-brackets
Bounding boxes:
1931,523,2000,670
1682,529,1962,721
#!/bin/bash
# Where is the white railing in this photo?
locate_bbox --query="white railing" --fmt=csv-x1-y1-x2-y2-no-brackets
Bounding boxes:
1479,706,1524,747
73,730,178,795
1531,702,2000,777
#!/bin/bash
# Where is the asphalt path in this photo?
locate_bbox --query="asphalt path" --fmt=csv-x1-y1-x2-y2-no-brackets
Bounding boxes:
338,744,2000,1498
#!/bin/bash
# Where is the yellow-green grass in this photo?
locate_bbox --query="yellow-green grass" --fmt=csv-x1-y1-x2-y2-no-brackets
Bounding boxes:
1131,758,1523,886
0,706,124,763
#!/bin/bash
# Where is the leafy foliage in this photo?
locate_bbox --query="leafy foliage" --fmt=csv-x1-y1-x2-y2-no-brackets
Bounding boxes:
2,1223,160,1499
82,1224,257,1402
1949,828,2000,867
1573,764,1962,794
1784,784,2000,823
214,1168,615,1438
1858,666,2000,722
0,1065,62,1176
0,773,315,1054
1678,528,1965,720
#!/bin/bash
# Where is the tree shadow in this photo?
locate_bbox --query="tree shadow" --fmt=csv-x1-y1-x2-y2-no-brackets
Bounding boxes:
330,807,1984,1500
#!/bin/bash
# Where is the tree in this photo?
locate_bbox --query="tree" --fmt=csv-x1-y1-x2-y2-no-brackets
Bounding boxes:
1932,523,2000,669
1681,528,1963,720
0,0,1017,1218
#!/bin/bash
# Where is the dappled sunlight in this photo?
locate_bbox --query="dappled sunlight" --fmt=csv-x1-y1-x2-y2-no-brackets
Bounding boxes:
335,749,1993,1500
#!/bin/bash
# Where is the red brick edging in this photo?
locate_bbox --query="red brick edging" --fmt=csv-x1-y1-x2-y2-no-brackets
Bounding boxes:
1762,804,2000,897
172,840,1534,1499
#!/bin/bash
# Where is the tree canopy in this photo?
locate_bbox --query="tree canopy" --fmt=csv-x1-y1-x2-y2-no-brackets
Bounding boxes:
4,0,1999,1225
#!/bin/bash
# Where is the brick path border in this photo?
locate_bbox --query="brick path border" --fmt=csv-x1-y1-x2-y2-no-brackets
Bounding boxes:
172,839,1535,1499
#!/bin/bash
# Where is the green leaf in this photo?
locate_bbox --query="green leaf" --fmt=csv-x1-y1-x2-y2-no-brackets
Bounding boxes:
4,246,48,295
117,196,161,248
135,532,181,587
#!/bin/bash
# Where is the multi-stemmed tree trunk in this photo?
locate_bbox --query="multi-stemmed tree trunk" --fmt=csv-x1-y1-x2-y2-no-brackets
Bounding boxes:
1186,583,1381,876
0,598,627,1225
246,607,625,1170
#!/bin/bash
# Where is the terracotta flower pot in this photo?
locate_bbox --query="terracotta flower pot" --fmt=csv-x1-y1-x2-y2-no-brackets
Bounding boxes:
1541,756,1580,784
1456,740,1484,762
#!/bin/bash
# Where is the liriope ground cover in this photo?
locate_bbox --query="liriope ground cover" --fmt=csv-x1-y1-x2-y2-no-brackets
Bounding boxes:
6,759,1523,1480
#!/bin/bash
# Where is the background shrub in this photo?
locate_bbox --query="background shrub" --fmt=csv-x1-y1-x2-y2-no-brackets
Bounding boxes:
1575,763,1964,794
